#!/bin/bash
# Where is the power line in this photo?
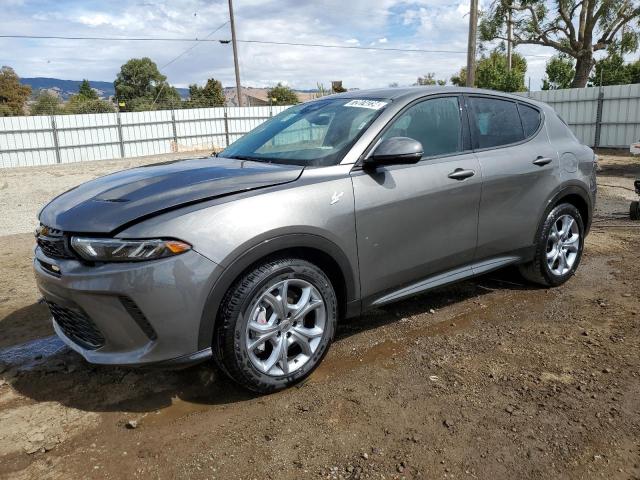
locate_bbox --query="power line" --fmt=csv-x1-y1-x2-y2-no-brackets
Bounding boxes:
0,34,219,42
160,21,229,69
238,39,553,59
0,33,554,58
152,21,229,107
0,33,467,53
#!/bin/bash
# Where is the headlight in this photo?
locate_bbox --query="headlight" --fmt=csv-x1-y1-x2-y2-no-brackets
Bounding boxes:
70,237,191,262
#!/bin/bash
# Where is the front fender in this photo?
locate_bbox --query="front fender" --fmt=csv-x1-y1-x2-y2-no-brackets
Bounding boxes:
196,232,360,350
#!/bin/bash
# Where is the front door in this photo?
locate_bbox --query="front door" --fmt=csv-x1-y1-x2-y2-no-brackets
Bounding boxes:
351,96,482,304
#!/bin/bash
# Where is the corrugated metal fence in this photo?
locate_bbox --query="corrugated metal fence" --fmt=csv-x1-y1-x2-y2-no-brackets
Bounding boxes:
524,83,640,148
3,84,640,168
0,105,290,168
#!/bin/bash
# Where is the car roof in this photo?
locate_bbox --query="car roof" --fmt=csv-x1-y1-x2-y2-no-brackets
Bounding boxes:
324,86,546,108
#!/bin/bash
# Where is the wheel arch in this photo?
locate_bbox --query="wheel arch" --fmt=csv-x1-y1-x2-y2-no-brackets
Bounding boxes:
197,234,359,350
555,192,590,232
539,184,593,240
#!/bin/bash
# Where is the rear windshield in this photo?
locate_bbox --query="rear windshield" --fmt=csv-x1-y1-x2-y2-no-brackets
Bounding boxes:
219,98,388,166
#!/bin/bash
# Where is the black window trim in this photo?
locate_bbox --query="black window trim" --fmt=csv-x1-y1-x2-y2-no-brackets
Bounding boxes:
463,94,545,153
516,101,544,140
356,93,473,169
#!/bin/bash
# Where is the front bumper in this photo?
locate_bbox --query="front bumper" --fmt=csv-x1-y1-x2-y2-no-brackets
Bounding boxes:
34,246,222,366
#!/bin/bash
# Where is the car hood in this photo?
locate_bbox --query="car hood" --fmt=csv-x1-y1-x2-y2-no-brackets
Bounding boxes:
39,156,303,233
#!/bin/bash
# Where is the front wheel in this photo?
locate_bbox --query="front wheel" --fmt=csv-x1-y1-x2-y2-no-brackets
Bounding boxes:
519,203,585,287
214,257,337,393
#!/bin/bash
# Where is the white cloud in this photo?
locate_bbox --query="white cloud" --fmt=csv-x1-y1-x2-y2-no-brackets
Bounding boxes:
1,0,555,90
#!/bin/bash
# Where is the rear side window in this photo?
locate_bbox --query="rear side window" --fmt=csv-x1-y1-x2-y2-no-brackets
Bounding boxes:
518,103,542,137
468,97,524,149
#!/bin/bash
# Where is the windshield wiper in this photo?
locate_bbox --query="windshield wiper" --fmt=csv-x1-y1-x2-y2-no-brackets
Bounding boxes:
225,155,268,162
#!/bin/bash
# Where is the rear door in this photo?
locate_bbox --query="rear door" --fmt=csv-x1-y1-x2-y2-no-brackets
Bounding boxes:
351,95,482,303
466,95,559,260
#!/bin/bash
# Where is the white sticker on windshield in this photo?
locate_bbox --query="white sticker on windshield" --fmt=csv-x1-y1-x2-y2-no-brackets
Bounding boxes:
344,99,387,110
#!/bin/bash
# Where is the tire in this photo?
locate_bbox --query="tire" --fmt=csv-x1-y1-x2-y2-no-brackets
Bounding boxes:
519,203,585,287
630,200,640,220
213,257,337,393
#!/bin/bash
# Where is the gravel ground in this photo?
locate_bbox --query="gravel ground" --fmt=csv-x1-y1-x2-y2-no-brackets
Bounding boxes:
0,153,638,480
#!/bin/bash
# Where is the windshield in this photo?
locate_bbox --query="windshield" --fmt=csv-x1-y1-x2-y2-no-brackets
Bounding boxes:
218,98,388,166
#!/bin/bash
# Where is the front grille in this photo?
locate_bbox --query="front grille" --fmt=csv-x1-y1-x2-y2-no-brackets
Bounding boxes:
46,301,105,350
36,226,75,260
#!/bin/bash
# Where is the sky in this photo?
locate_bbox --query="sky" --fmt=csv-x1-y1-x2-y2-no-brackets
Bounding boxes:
0,0,560,91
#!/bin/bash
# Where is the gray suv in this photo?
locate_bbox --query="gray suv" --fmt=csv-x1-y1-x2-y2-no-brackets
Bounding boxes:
34,87,597,392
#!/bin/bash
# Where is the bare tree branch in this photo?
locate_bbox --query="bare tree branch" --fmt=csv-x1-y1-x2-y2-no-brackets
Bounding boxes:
558,0,578,45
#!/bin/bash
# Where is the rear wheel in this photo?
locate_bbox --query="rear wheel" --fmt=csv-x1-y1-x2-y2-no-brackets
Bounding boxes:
519,203,584,287
214,257,337,393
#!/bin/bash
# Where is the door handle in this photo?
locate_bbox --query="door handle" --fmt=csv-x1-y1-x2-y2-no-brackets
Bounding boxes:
533,156,553,166
448,168,475,180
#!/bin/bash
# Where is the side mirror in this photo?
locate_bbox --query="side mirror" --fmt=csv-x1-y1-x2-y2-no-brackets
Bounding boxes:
364,137,423,167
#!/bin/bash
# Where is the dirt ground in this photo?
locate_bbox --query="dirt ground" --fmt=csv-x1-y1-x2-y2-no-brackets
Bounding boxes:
0,153,638,480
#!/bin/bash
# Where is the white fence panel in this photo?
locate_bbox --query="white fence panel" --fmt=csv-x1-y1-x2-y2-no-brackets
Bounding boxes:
0,115,56,167
175,107,228,151
7,85,640,168
600,84,640,148
525,84,640,147
54,112,121,164
121,110,174,158
0,103,328,168
227,106,273,144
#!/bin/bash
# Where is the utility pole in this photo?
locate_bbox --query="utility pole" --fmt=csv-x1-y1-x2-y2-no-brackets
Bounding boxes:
228,0,243,107
507,4,513,71
466,0,478,87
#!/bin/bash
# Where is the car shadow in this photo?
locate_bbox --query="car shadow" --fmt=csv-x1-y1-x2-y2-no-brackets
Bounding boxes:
2,267,536,414
0,301,53,349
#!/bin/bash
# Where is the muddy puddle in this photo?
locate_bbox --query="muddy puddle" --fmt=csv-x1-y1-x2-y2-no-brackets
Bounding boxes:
312,308,478,382
0,335,68,373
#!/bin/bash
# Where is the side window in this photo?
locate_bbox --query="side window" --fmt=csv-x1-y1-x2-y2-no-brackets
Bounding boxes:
468,97,524,149
518,103,542,138
381,97,462,158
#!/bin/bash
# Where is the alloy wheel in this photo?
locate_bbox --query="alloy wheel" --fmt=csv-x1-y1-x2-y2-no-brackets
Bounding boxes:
245,278,326,376
546,214,580,276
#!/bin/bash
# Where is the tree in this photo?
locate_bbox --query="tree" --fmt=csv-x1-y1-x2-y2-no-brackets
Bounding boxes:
315,82,329,97
542,55,575,90
480,0,640,87
31,91,63,115
114,57,181,111
588,49,640,85
267,83,299,105
0,66,31,116
451,68,468,87
331,81,347,93
188,78,225,107
65,95,116,114
414,73,446,86
78,79,98,100
630,60,640,83
451,48,527,91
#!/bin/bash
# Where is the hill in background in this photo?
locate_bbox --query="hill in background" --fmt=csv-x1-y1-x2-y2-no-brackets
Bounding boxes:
20,77,189,100
20,77,321,106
